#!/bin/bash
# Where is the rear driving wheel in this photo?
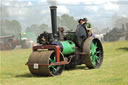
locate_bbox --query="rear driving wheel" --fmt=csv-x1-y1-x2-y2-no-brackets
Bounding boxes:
83,37,103,69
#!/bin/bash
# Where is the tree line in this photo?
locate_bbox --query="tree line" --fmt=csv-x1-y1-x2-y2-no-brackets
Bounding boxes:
1,14,128,41
0,20,21,36
0,14,78,37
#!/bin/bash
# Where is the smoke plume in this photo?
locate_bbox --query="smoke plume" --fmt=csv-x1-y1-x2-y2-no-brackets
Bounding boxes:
48,0,57,6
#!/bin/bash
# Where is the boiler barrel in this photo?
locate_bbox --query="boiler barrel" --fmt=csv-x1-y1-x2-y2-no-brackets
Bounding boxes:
60,41,76,55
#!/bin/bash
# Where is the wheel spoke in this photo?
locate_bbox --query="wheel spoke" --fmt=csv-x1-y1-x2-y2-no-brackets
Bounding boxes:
49,56,57,72
95,55,99,60
96,59,100,64
49,57,52,62
53,56,56,62
95,43,98,49
90,42,100,66
48,65,52,68
49,57,56,63
90,55,93,61
52,66,57,72
90,42,97,54
96,51,100,54
49,65,57,71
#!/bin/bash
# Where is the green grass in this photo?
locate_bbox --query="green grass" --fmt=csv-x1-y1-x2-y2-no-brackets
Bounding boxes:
0,41,128,85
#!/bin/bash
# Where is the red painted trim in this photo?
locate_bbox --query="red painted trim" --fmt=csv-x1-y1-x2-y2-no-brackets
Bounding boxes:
32,45,61,63
33,45,57,51
56,46,60,62
26,61,69,66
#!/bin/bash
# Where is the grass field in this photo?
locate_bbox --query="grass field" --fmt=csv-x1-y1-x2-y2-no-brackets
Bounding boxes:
0,41,128,85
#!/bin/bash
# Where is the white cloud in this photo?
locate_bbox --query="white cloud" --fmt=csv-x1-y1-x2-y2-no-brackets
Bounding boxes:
40,0,47,2
56,0,119,5
58,5,70,15
1,0,33,7
43,0,106,5
104,2,119,11
57,0,81,5
83,0,105,5
40,5,70,16
40,10,49,14
86,6,99,12
1,2,11,6
27,1,32,6
8,7,28,17
1,0,128,30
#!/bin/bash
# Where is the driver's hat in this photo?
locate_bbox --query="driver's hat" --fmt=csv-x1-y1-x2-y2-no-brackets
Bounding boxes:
83,18,88,21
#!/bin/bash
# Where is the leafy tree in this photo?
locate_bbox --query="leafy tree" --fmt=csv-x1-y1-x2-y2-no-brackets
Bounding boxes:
0,19,22,36
25,24,50,36
39,24,50,32
57,14,78,31
25,14,78,36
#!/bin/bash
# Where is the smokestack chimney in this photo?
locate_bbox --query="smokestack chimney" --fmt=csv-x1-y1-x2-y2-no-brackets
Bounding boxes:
50,6,58,40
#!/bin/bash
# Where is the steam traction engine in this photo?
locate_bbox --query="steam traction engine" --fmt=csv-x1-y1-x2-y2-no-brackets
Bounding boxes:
26,6,103,76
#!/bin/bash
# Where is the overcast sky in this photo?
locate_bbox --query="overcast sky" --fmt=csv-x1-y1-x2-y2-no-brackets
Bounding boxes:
1,0,128,31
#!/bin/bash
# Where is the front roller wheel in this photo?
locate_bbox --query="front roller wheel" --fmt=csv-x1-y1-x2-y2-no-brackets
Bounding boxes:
83,37,103,69
27,51,65,76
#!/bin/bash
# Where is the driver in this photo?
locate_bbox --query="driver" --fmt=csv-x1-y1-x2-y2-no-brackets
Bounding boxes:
76,19,83,32
58,27,64,41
